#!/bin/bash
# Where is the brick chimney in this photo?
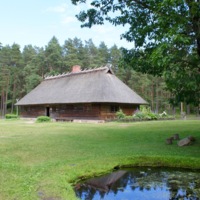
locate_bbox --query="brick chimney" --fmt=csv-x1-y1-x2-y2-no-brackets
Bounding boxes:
72,65,81,73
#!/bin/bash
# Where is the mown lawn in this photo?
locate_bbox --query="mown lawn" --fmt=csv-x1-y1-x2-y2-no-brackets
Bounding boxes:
0,119,199,199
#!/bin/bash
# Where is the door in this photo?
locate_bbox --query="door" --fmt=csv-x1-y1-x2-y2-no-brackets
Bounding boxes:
46,107,50,117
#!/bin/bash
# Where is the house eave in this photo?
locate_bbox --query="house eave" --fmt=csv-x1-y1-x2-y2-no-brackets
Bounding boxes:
16,101,148,106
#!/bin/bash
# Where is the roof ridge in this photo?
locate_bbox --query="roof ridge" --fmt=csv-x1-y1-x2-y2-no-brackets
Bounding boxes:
44,66,109,80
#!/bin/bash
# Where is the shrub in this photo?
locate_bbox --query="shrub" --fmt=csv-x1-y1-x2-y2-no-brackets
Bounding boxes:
36,116,51,123
133,112,146,119
125,115,134,120
116,109,126,119
5,114,18,119
147,112,159,120
120,115,134,122
116,106,174,122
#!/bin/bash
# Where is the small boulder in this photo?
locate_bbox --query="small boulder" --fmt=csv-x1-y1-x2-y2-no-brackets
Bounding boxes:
173,134,180,140
178,138,191,147
188,136,195,142
166,137,173,145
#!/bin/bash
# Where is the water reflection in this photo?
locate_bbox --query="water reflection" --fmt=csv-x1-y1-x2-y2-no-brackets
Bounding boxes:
74,167,200,200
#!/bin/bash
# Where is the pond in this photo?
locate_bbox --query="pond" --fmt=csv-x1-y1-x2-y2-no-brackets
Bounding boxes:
74,167,200,200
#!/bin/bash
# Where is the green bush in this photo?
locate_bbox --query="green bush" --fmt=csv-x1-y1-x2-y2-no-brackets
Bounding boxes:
36,116,51,123
125,115,134,120
5,114,18,119
116,109,126,119
133,106,160,120
117,115,133,122
116,106,174,122
133,112,146,119
147,112,159,120
140,106,151,114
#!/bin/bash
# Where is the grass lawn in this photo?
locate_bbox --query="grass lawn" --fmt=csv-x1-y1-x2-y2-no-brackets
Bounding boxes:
0,119,200,199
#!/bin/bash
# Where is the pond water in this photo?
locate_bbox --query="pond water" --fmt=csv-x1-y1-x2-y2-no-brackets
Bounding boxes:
74,167,200,200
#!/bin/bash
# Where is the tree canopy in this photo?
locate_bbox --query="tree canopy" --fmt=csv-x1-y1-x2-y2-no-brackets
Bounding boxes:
71,0,200,105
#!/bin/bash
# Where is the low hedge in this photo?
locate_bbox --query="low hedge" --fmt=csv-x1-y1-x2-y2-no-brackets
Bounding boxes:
116,107,175,122
117,117,175,122
36,116,51,123
5,114,18,119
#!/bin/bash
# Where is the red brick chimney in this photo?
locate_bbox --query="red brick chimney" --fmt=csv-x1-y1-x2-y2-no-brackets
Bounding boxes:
72,65,81,73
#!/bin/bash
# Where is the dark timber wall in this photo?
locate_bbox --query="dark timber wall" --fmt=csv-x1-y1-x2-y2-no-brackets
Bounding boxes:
20,103,139,120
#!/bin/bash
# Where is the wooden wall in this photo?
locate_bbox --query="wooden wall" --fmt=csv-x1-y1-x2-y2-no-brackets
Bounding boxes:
20,105,45,117
50,104,100,119
20,103,139,120
100,104,138,120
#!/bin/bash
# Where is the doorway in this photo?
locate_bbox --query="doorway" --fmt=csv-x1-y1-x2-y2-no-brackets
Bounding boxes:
46,107,50,117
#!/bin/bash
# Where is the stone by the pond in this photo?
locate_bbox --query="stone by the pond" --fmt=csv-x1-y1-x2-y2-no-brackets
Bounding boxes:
166,137,173,144
178,137,191,146
188,136,195,142
173,134,180,140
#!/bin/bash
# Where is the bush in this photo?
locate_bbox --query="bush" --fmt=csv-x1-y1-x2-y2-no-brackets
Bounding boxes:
116,106,174,122
118,115,134,122
36,116,51,123
133,112,146,119
116,109,126,119
147,112,159,120
125,115,134,120
5,114,18,119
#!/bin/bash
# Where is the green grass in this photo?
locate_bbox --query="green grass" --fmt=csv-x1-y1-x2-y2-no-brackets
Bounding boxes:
0,119,200,199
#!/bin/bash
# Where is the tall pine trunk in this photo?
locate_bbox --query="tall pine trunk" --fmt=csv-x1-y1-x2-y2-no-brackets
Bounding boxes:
11,77,16,113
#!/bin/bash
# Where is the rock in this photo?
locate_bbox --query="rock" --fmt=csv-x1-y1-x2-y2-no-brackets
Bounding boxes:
188,136,195,142
178,138,191,147
166,137,173,144
173,134,180,140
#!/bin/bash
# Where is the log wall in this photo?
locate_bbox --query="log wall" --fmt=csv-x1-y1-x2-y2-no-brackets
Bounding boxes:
99,104,138,120
20,106,45,117
19,103,139,120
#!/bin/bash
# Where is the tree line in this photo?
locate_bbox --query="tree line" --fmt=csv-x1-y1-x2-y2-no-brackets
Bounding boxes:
0,36,196,117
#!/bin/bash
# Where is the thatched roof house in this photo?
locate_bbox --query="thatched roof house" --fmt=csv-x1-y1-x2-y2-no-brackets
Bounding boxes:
16,66,147,120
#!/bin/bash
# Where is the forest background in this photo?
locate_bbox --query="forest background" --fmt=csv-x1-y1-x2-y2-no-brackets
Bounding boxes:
0,37,197,117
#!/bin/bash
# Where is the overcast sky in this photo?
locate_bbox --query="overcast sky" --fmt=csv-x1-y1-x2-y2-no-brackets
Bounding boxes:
0,0,134,50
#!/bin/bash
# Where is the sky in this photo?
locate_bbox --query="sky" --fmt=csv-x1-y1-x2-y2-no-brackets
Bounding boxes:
0,0,134,50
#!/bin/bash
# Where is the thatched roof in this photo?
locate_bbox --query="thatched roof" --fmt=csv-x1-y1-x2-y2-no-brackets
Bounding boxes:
16,67,147,106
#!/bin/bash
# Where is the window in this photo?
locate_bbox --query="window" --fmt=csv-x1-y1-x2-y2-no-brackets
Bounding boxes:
110,105,119,113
